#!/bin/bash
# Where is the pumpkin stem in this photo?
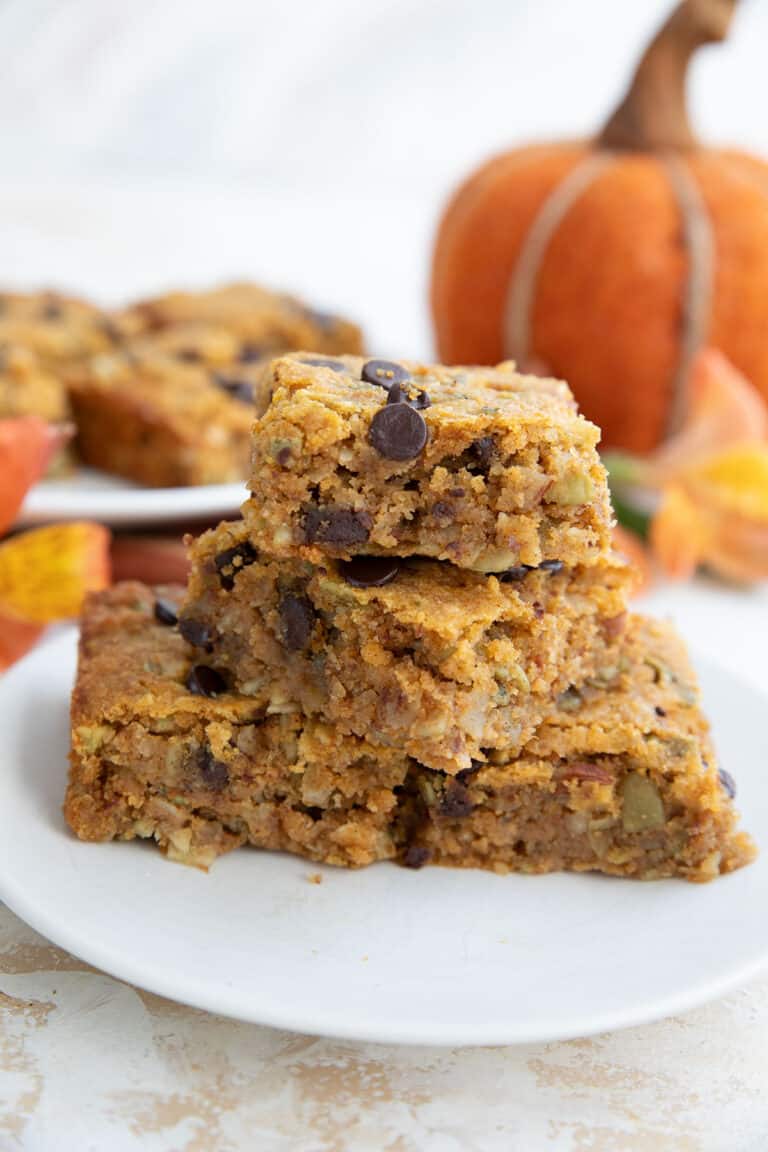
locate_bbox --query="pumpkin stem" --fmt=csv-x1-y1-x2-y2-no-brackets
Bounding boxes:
598,0,739,151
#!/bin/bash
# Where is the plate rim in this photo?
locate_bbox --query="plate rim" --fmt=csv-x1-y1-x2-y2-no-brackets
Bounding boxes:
18,473,247,527
0,628,766,1047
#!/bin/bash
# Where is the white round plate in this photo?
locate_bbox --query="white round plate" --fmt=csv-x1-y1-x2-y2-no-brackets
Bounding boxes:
0,630,766,1047
19,469,246,527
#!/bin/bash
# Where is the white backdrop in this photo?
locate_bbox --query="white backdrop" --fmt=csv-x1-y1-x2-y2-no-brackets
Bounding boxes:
0,0,765,355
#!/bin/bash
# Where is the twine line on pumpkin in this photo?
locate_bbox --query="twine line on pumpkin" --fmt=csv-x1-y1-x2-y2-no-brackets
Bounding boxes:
502,152,616,369
662,154,715,440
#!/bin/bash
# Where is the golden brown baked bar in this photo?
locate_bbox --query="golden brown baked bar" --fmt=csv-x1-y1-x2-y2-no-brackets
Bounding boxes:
181,519,633,772
243,354,615,571
0,343,70,424
66,586,754,882
117,281,364,361
0,289,113,366
408,616,756,882
66,583,408,869
68,350,255,486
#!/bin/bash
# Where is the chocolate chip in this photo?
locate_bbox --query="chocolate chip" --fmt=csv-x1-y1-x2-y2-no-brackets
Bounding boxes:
439,781,474,819
302,356,344,370
279,594,316,650
214,541,257,590
362,359,410,389
498,565,534,582
532,602,544,619
186,665,227,697
539,559,564,573
239,342,266,363
339,556,400,588
469,436,496,472
386,380,430,410
196,745,229,791
176,347,201,364
431,501,454,520
178,617,214,651
153,597,179,626
456,762,482,786
654,705,667,718
405,386,431,410
402,844,430,869
212,373,254,404
303,506,372,547
41,300,63,321
369,403,427,461
718,768,736,799
276,445,292,467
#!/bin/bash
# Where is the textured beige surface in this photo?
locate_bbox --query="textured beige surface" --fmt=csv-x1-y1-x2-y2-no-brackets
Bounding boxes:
1,901,767,1152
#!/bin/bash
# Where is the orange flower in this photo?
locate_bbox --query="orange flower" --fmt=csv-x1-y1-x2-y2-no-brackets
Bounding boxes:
607,349,768,584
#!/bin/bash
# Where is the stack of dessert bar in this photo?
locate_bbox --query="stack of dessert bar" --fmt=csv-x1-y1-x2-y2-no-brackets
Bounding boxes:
66,355,755,881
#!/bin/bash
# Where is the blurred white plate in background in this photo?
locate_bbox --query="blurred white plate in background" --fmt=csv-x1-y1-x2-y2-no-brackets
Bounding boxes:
19,469,246,527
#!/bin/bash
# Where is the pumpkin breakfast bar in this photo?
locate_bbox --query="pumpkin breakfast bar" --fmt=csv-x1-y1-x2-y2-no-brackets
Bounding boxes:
180,519,633,772
408,615,756,882
66,585,753,881
67,349,257,487
117,281,364,362
66,582,408,869
243,354,615,572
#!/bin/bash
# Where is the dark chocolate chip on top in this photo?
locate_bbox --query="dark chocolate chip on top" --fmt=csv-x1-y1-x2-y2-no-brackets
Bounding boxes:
362,359,410,389
339,556,400,588
369,403,427,461
386,380,431,410
538,559,564,573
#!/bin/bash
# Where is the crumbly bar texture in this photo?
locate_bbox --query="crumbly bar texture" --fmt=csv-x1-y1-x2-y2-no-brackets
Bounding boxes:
66,583,409,869
243,354,615,572
181,519,633,772
0,343,70,423
67,350,256,487
117,281,364,360
0,290,113,366
407,616,756,882
67,586,754,882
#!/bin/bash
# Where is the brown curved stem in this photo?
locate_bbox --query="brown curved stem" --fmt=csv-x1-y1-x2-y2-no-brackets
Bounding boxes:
598,0,739,151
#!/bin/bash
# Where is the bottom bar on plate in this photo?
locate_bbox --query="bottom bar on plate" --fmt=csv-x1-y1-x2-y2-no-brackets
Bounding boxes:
65,584,756,881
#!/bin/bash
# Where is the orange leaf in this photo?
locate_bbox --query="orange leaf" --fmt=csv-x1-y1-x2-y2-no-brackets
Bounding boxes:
0,614,45,672
649,487,707,582
0,522,111,623
0,417,74,534
651,349,768,483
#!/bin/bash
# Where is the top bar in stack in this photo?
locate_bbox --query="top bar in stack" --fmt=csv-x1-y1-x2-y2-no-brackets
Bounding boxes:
243,354,615,571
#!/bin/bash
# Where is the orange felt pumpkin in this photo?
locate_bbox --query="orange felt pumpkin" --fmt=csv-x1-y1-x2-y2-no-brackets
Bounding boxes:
431,0,768,454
